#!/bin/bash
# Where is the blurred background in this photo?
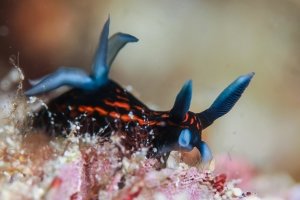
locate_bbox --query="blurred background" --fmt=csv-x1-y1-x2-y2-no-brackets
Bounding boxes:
0,0,300,193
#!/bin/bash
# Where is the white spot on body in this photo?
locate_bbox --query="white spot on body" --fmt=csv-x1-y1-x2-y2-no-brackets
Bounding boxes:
128,111,134,119
125,85,133,92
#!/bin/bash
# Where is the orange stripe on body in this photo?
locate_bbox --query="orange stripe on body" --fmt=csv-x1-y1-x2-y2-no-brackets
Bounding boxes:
121,115,131,122
134,105,143,111
135,117,156,126
161,113,169,118
104,100,130,110
78,106,94,113
119,114,157,126
190,118,194,124
79,105,109,116
183,113,189,122
117,95,129,101
197,123,200,130
109,112,120,118
115,102,130,110
95,107,108,115
135,117,145,125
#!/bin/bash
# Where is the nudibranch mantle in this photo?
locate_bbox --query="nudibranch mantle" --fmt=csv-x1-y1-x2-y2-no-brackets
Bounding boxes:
25,18,254,163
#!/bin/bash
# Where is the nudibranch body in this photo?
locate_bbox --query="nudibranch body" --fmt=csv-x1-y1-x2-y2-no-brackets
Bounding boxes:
26,18,254,162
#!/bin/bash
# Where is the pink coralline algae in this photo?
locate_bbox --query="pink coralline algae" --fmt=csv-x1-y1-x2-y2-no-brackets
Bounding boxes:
49,142,259,199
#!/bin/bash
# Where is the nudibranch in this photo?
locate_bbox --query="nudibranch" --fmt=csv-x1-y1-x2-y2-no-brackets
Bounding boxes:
25,18,254,162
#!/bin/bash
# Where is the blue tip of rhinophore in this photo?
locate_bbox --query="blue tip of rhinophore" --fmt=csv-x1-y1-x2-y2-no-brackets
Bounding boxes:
237,72,255,83
185,79,193,87
103,15,110,29
247,72,255,78
182,80,193,98
120,33,139,42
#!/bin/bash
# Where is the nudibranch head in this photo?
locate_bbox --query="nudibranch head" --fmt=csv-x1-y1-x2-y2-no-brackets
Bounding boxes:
147,72,254,162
